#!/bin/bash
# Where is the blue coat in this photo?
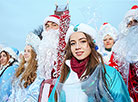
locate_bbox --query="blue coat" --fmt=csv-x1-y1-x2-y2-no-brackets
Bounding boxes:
49,61,131,102
0,64,18,102
8,72,44,102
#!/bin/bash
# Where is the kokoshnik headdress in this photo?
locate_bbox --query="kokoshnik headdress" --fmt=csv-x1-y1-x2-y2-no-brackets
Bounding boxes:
26,32,40,55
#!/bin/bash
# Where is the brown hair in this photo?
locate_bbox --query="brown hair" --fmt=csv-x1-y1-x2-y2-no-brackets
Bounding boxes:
60,32,108,86
15,46,37,88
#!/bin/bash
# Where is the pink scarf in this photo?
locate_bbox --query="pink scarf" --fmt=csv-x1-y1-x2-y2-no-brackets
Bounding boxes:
71,56,89,78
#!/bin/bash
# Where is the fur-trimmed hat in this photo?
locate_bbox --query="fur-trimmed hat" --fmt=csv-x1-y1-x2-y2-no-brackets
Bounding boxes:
26,33,40,54
125,5,138,22
65,23,97,43
99,22,118,42
1,47,19,60
43,15,60,31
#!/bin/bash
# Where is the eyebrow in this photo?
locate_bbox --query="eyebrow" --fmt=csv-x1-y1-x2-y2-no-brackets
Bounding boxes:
70,37,87,42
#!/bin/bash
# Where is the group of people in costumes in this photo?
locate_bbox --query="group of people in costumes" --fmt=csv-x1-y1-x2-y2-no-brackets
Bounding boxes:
0,3,138,102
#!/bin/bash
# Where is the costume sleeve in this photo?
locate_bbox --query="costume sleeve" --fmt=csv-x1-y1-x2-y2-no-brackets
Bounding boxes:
23,77,44,102
0,65,18,102
106,65,131,102
48,76,60,102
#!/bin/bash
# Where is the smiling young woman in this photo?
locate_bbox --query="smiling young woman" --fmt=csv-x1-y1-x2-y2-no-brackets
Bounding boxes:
48,23,130,102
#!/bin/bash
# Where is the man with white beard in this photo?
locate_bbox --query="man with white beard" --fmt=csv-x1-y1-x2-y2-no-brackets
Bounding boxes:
37,15,60,102
113,5,138,102
37,12,70,102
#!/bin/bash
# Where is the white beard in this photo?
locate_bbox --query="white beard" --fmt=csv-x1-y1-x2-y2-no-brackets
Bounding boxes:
41,29,59,48
113,26,138,63
37,29,59,79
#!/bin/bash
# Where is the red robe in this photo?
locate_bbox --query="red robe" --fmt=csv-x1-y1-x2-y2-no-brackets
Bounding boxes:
109,53,138,102
109,52,128,84
38,10,70,102
128,62,138,102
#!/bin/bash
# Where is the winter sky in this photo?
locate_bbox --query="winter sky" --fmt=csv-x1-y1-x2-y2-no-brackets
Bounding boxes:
0,0,137,51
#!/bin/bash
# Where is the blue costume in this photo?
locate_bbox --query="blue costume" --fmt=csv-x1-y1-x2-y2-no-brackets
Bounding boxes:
0,63,18,102
49,60,131,102
8,72,43,102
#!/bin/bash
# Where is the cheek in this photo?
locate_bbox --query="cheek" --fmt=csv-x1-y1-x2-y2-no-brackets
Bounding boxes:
3,57,8,62
103,41,107,45
110,40,114,46
53,26,59,30
86,46,91,54
1,57,8,65
71,46,75,55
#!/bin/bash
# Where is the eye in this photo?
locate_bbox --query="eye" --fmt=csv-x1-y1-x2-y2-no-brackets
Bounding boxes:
128,21,133,25
45,24,49,28
3,54,7,57
27,49,31,53
103,39,107,41
133,19,138,23
109,38,113,40
81,40,87,43
52,23,58,27
70,42,75,46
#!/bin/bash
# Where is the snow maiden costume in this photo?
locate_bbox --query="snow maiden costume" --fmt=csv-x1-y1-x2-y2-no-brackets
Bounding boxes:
98,22,119,70
112,5,138,102
0,47,19,102
48,23,131,102
8,33,42,102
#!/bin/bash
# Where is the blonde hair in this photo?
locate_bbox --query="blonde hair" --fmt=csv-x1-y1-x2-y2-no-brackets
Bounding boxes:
15,47,37,88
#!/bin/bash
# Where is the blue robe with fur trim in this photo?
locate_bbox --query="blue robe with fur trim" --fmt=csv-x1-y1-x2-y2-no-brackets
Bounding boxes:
0,64,18,102
8,73,44,102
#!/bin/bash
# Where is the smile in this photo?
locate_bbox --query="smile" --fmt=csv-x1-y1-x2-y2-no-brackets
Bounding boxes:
76,51,84,56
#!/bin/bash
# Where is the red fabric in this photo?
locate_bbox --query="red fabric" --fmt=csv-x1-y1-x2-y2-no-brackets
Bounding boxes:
49,15,60,19
128,62,138,102
109,52,119,70
103,22,108,25
39,10,70,102
71,56,89,78
38,79,54,102
48,10,70,101
131,5,138,9
109,52,129,84
57,10,70,74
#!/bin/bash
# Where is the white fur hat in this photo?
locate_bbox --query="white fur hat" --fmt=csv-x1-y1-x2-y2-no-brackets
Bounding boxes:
99,22,118,42
119,5,138,34
26,33,40,54
124,5,138,22
43,15,60,31
1,47,19,60
65,23,97,43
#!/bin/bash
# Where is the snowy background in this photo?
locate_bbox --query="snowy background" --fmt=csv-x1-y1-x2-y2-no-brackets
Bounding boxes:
0,0,137,51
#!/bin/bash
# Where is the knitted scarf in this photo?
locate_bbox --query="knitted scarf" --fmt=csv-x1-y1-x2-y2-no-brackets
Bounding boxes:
71,56,89,78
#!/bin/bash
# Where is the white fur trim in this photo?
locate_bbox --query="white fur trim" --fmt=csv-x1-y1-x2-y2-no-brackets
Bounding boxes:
1,47,18,59
99,23,118,42
65,23,97,43
124,9,138,21
43,16,60,31
26,33,40,54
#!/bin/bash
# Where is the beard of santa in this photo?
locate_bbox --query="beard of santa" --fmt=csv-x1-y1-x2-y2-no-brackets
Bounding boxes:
113,25,138,63
125,25,138,63
37,29,59,79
